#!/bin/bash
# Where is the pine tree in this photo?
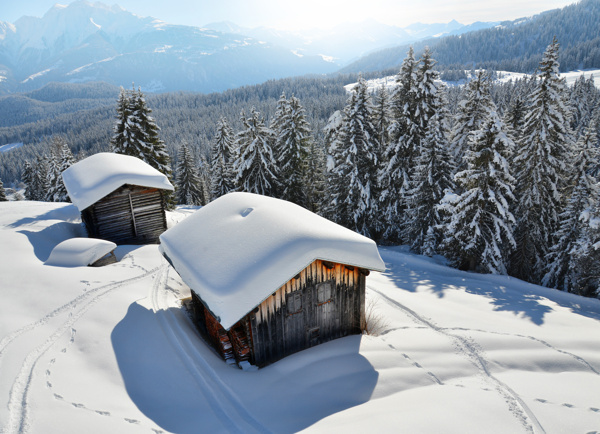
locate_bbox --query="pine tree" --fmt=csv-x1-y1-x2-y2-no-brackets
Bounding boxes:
304,140,327,214
233,108,279,197
571,200,600,298
510,38,573,283
48,140,75,202
175,142,206,206
210,117,236,200
335,77,382,238
111,86,175,209
442,112,516,273
22,160,37,201
324,110,346,222
543,120,599,291
451,70,497,166
0,178,7,201
198,154,211,204
403,48,455,254
273,95,312,206
373,84,392,150
406,109,455,255
503,94,526,144
379,47,419,242
110,86,173,178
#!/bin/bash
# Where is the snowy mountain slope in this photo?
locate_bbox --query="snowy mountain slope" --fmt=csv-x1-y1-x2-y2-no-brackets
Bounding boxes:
0,201,599,432
204,19,497,66
0,1,338,94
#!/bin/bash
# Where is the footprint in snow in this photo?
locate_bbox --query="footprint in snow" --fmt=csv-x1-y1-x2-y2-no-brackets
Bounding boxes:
590,407,600,413
535,398,547,403
54,394,64,400
95,410,110,417
72,403,86,409
125,418,140,424
562,403,575,408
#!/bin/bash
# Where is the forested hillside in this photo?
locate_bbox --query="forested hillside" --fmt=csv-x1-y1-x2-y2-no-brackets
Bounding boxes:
342,0,600,74
0,74,358,184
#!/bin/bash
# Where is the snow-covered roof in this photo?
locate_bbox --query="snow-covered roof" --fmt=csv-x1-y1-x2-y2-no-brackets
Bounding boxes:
62,153,174,211
45,238,116,267
159,192,385,330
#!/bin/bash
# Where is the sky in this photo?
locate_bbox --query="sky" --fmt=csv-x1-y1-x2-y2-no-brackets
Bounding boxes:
1,0,579,30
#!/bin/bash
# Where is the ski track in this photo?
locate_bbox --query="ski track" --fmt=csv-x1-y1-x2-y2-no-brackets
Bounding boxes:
446,326,600,376
369,286,546,434
2,266,159,434
150,264,269,434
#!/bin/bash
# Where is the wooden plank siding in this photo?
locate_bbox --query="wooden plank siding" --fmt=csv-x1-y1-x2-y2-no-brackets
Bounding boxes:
248,259,366,367
189,259,367,368
81,184,168,245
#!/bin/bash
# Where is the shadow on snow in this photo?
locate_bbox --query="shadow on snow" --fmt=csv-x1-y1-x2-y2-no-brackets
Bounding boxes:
379,246,600,326
112,302,378,433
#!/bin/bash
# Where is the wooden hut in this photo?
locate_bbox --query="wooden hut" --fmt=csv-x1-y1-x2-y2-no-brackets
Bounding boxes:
62,153,174,245
159,192,385,368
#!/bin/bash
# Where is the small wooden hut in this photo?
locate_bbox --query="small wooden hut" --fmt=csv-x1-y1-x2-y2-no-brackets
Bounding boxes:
159,192,385,368
62,153,174,245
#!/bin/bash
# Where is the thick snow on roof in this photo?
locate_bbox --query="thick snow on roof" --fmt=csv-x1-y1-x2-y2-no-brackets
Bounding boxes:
62,153,174,211
45,238,116,267
159,192,385,330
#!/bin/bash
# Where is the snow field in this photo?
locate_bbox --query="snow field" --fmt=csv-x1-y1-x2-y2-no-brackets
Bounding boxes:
1,202,600,433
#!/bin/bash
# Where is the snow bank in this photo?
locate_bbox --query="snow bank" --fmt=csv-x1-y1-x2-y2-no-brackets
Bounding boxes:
62,153,174,211
45,238,117,267
159,192,385,329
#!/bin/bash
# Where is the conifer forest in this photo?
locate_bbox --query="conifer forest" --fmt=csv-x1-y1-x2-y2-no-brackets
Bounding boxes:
4,39,600,299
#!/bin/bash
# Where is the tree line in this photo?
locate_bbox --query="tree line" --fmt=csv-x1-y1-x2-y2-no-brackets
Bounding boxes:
13,38,600,299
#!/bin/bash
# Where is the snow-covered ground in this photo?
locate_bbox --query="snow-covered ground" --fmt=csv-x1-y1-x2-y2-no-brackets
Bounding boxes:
1,201,600,433
345,69,600,93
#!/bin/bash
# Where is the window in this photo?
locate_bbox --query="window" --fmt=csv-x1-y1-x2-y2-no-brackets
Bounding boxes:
317,282,333,304
286,291,302,314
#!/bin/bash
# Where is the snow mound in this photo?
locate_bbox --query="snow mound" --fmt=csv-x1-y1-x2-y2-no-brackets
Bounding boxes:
62,153,174,211
159,192,385,330
45,238,117,267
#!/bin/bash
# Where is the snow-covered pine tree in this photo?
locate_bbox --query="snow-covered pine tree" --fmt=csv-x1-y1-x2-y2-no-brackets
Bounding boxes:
451,70,497,167
503,94,526,144
589,109,600,179
510,38,573,283
570,74,599,137
44,150,58,202
22,160,37,201
110,86,173,179
233,108,279,197
304,140,327,214
175,142,206,206
273,95,312,207
403,48,455,254
442,111,516,273
210,117,236,200
131,88,172,177
335,76,382,238
198,154,211,205
110,87,137,155
406,109,455,255
571,198,600,298
0,178,7,201
379,47,419,242
542,119,599,291
324,110,346,221
35,156,51,201
47,140,75,202
373,84,392,151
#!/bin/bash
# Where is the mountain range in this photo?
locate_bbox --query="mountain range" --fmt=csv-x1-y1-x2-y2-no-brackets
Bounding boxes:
0,1,495,94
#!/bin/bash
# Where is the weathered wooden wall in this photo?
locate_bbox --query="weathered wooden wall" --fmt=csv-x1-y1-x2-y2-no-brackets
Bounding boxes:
248,260,366,367
81,184,167,245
